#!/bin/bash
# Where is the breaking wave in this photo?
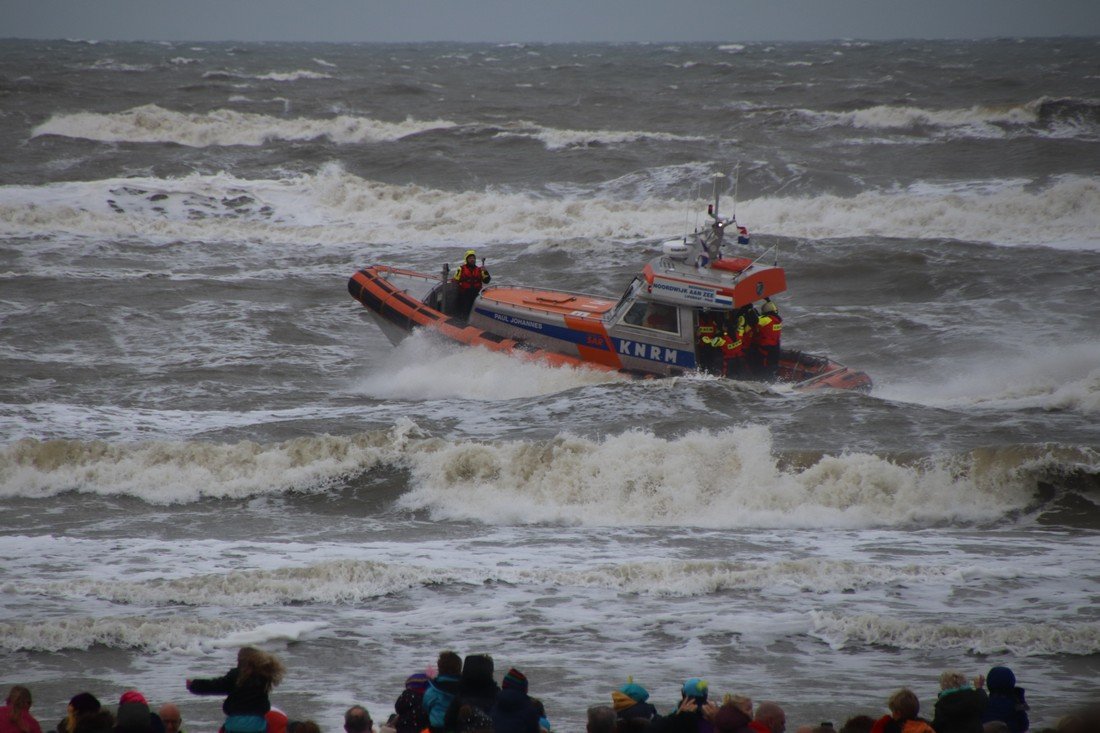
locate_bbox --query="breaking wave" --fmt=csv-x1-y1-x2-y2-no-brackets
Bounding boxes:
491,121,706,150
2,421,1089,527
0,615,242,653
809,611,1100,656
29,105,705,151
18,556,1012,608
0,166,1096,250
800,96,1100,140
0,616,322,653
31,104,458,147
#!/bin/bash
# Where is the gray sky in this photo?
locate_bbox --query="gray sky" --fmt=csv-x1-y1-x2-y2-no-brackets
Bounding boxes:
2,0,1099,43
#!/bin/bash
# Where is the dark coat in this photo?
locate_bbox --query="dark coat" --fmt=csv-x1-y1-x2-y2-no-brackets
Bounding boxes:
617,702,660,723
981,689,1028,733
652,706,713,733
489,689,540,733
931,688,988,733
69,713,115,733
188,667,272,717
394,689,429,733
713,706,752,733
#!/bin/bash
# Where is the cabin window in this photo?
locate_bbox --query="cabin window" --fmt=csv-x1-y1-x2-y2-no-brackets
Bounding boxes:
622,301,679,334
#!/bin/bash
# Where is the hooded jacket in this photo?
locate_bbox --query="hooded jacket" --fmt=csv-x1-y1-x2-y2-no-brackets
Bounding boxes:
489,689,540,733
423,674,461,731
980,667,1029,733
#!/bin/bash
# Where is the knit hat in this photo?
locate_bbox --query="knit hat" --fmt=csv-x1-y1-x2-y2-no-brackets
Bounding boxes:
681,678,708,700
119,691,148,706
405,673,431,694
617,681,649,704
502,668,528,693
69,693,101,715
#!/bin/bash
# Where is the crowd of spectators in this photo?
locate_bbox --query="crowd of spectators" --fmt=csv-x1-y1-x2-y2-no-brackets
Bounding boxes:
4,648,1097,733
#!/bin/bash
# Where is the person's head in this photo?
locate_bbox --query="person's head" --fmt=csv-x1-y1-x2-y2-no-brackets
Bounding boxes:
294,722,321,733
722,695,752,718
681,678,708,704
460,654,494,685
438,651,462,677
405,673,430,696
986,666,1016,692
67,692,101,729
755,702,786,733
982,722,1009,733
238,647,286,691
715,703,751,733
838,715,875,733
761,301,778,315
587,706,616,733
501,668,528,694
465,250,477,266
119,691,147,707
5,686,32,712
115,692,154,733
887,688,920,721
158,704,182,733
617,680,649,705
344,706,372,733
939,670,969,691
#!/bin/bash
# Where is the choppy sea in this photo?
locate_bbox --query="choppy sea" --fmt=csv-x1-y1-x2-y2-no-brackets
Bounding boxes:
2,37,1099,731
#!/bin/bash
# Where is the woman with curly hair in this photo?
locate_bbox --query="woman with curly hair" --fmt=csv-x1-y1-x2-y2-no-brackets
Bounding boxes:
187,647,286,733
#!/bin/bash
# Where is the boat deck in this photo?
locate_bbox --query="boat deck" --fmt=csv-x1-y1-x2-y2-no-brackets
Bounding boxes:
480,286,616,319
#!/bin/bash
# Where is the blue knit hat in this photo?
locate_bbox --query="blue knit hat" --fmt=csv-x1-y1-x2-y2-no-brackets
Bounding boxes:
618,681,650,703
681,678,708,700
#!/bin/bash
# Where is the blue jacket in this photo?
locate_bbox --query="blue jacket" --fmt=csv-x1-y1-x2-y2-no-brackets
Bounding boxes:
423,674,460,729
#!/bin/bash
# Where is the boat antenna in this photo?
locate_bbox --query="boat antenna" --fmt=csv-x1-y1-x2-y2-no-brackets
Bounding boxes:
708,172,725,220
731,162,741,224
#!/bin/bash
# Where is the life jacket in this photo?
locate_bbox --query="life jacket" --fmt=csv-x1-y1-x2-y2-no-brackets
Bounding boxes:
715,329,744,359
696,314,720,345
454,263,487,292
755,314,782,347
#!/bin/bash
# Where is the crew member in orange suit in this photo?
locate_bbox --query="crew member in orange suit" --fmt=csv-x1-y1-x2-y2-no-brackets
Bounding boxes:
452,250,491,319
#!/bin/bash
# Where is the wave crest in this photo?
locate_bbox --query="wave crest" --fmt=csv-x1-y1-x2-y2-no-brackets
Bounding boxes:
810,610,1100,656
31,104,457,147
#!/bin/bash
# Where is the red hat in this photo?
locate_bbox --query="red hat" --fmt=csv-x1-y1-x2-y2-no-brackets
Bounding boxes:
119,691,147,706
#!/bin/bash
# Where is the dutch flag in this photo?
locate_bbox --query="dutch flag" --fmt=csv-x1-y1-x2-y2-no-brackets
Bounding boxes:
737,226,750,245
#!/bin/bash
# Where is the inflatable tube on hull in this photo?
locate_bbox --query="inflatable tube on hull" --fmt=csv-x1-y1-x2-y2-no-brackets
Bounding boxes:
348,266,646,376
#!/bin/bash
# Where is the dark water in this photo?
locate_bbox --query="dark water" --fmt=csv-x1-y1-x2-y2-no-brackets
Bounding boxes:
1,38,1099,733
